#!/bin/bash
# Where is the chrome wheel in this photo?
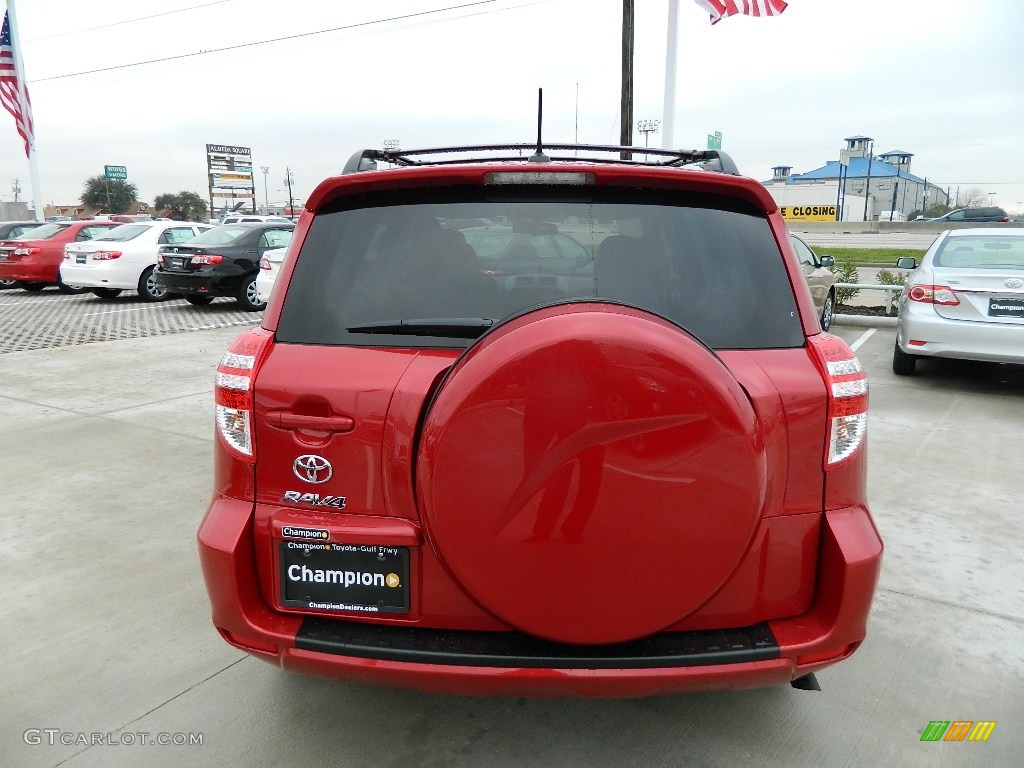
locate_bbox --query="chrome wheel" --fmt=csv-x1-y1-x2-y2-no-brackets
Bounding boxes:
236,275,266,311
820,291,835,331
138,266,169,302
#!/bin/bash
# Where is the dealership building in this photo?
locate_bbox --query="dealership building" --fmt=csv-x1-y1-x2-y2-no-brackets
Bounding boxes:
762,136,950,222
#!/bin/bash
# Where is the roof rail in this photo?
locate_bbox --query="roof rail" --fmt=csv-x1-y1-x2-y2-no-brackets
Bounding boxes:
342,143,740,176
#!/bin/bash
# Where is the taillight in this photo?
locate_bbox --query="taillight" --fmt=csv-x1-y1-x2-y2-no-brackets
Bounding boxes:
214,328,273,461
14,247,41,256
92,250,122,260
259,257,271,271
191,253,223,265
907,285,960,305
157,253,165,266
808,334,868,468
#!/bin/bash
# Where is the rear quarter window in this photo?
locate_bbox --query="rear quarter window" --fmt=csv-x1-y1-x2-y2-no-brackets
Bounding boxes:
276,187,804,350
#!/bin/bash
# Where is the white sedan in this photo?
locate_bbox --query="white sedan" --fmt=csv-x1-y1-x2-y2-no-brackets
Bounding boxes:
255,247,288,303
61,221,212,301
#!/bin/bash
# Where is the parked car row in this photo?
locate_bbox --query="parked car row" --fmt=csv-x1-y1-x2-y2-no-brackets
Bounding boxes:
0,219,295,311
0,220,123,293
63,221,213,301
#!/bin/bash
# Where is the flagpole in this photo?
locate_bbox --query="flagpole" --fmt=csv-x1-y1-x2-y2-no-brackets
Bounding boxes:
661,0,679,149
6,0,43,221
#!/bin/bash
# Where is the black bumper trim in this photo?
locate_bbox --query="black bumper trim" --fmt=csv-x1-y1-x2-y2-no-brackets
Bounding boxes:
295,618,779,669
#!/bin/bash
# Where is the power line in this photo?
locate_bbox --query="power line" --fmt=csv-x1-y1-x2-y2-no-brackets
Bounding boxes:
32,0,501,83
25,1,234,42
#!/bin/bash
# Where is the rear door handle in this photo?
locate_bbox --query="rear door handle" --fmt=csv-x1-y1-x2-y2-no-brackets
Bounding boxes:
266,411,355,433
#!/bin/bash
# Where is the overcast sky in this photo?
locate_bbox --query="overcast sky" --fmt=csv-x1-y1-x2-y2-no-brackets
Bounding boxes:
3,0,1023,215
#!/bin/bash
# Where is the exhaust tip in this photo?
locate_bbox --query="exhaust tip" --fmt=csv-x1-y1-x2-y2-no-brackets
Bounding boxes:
791,673,821,691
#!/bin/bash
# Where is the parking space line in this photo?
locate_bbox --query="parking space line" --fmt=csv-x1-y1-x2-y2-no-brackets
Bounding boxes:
81,305,180,317
849,328,877,352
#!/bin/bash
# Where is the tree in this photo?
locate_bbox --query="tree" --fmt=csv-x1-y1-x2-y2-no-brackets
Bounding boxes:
80,175,138,214
153,191,208,222
958,187,988,208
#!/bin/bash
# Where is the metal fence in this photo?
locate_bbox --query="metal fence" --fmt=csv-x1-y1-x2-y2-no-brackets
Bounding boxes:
836,283,904,315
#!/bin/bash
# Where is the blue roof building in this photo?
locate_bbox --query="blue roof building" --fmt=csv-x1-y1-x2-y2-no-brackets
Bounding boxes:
764,137,949,221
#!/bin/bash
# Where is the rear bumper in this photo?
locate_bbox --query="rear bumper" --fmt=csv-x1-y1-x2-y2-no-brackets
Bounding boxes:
155,269,246,297
198,501,882,697
60,261,142,290
0,260,56,283
898,307,1024,364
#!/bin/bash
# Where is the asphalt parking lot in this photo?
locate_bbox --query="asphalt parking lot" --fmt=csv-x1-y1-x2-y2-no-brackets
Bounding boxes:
1,289,1021,767
0,286,259,353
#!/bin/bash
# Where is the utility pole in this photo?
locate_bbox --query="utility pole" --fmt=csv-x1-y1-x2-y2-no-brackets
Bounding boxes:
12,178,21,202
284,168,295,218
620,0,634,159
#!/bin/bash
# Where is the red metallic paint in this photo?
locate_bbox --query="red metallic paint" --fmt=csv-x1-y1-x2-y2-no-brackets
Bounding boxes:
417,304,766,644
195,158,882,695
198,499,879,696
0,222,120,284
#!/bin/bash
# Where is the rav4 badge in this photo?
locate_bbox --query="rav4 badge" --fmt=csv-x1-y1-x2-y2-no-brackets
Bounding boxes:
282,491,347,509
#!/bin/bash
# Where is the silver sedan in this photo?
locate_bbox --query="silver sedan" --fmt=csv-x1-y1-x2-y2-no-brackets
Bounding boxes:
893,228,1024,375
789,233,837,331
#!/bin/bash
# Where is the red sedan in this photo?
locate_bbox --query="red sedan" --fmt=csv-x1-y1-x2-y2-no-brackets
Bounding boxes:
0,220,123,292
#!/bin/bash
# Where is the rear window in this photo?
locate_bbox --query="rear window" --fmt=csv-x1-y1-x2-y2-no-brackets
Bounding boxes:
277,188,804,350
96,224,151,242
934,236,1024,268
14,223,69,240
189,226,253,245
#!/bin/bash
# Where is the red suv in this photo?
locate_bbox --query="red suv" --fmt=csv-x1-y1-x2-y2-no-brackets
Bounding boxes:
198,143,882,697
0,220,123,292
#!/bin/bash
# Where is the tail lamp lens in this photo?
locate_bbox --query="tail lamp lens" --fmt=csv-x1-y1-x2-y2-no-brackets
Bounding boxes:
191,254,223,265
809,334,868,467
907,285,960,305
214,329,273,460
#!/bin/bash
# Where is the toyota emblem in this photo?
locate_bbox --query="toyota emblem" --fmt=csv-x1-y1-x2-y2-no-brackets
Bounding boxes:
1006,278,1023,289
293,455,333,484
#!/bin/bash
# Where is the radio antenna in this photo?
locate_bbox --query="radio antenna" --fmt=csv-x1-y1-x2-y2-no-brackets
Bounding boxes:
529,88,549,162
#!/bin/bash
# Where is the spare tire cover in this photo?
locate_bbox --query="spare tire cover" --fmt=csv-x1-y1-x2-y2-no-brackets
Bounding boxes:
417,303,766,644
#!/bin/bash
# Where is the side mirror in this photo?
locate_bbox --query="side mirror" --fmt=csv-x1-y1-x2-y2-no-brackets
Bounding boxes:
819,255,835,268
896,257,917,270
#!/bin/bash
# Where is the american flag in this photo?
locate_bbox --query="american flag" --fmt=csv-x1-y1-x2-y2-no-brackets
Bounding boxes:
1,11,34,157
693,0,789,25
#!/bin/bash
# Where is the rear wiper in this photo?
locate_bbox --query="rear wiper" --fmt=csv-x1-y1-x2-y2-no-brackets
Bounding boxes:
346,318,496,338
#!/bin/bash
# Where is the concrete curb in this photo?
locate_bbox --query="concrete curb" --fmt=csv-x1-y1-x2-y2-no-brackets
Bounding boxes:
833,313,898,328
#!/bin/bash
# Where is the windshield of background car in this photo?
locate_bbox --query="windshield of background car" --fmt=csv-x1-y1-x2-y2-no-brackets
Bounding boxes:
95,224,151,242
13,223,70,240
932,235,1024,268
276,187,804,350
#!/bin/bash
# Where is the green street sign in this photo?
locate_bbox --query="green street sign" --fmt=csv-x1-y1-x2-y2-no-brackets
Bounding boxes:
104,165,127,180
706,131,722,150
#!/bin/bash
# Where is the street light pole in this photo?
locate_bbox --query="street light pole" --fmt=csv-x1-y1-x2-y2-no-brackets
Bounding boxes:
637,119,660,147
261,166,269,214
862,140,874,222
637,119,660,161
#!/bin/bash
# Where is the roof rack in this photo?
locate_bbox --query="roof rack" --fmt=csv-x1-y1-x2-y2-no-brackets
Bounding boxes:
342,143,740,176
